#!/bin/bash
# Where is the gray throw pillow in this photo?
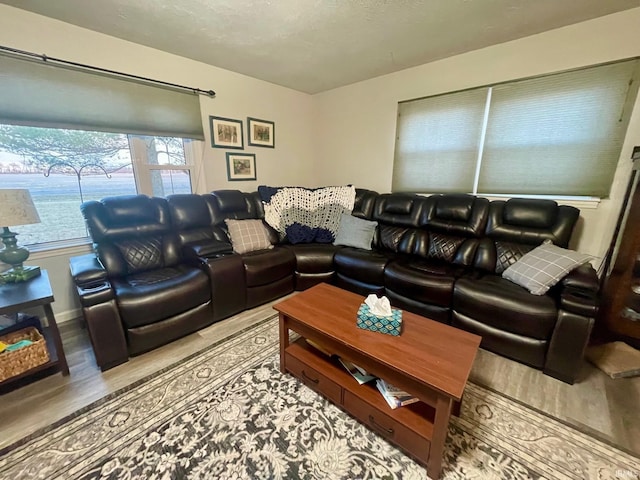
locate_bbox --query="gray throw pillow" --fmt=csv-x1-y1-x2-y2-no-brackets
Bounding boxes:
333,213,377,250
502,241,592,295
225,219,274,254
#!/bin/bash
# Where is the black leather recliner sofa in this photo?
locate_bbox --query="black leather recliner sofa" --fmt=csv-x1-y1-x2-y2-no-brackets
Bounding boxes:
70,188,598,383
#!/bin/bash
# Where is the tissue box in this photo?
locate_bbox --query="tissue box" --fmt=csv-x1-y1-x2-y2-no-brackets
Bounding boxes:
356,304,403,336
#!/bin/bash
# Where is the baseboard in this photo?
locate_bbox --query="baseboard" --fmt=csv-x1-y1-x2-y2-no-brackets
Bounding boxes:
55,308,82,324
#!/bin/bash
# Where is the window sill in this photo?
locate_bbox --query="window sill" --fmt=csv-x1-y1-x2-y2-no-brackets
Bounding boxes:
480,194,601,210
27,239,93,260
413,192,603,210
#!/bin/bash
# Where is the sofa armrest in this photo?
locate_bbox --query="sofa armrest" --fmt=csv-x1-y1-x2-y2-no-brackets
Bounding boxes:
544,311,595,384
560,263,599,292
182,240,233,259
70,254,115,307
544,264,599,384
69,253,128,370
558,264,599,318
70,253,108,287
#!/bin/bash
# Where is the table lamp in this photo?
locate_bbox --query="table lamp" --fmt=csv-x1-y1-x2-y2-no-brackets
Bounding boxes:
0,189,41,282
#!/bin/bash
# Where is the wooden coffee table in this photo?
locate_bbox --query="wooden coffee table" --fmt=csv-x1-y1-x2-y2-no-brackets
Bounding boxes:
274,283,481,479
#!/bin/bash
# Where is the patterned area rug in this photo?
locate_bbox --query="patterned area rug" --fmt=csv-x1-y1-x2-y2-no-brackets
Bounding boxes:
1,316,638,480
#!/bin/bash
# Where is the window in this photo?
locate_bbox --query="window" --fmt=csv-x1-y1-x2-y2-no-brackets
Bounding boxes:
393,59,640,198
0,49,206,248
0,124,202,247
128,135,195,197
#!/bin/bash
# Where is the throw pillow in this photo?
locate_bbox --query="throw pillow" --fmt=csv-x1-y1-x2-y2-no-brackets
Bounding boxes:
502,241,592,295
224,219,274,254
333,213,378,250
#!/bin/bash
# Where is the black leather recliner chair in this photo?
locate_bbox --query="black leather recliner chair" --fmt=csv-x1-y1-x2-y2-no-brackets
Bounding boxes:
452,199,597,383
70,195,213,370
383,194,490,323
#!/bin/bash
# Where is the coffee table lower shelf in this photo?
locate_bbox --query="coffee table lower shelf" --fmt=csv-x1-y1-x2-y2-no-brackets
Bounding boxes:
284,338,436,466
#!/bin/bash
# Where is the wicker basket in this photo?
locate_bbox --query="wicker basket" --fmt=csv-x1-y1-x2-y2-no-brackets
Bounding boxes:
0,327,50,383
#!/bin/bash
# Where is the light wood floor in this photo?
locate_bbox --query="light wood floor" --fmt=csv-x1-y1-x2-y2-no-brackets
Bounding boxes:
1,296,639,457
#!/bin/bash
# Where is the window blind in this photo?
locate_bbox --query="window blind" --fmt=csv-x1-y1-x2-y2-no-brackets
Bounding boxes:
0,53,204,140
393,88,488,193
393,58,640,197
479,60,639,197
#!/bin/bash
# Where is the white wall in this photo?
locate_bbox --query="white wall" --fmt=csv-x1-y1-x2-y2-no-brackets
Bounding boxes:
312,8,640,261
0,5,317,320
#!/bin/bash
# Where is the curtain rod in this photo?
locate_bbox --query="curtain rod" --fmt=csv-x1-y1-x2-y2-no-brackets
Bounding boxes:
0,45,216,97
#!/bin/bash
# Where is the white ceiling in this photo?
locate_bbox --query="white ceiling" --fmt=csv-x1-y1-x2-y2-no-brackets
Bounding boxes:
1,0,639,94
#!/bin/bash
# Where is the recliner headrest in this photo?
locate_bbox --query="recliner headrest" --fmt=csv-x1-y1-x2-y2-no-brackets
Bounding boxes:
420,194,489,237
167,194,211,230
503,198,557,228
373,194,425,227
381,196,413,215
212,190,248,213
434,195,473,222
80,195,170,243
102,195,157,225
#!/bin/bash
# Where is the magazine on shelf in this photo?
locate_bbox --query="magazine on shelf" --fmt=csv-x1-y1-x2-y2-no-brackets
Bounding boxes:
378,384,402,410
352,363,371,377
375,379,419,409
338,358,376,384
377,378,411,397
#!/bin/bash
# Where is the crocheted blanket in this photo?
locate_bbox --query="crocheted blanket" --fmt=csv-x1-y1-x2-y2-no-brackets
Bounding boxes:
259,185,356,243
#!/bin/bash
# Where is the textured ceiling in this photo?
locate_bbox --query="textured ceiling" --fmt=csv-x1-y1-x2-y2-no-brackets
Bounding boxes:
1,0,639,93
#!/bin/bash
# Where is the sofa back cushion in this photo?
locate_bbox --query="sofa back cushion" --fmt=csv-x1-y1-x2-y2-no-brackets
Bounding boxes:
108,237,167,275
213,189,252,216
372,194,425,254
373,194,424,226
474,198,580,273
486,198,578,247
166,194,227,246
209,190,262,225
353,188,378,219
81,195,180,277
82,195,170,243
400,194,488,266
420,194,489,237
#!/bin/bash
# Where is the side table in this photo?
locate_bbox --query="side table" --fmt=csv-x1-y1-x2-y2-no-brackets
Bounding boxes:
0,270,69,390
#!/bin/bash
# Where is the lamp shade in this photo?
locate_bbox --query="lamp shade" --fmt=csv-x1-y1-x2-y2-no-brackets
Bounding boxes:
0,189,41,227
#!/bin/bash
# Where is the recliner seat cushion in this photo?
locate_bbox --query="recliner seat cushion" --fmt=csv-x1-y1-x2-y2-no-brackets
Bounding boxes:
114,266,211,329
453,276,557,340
334,248,391,285
452,310,548,368
242,247,296,287
385,260,458,307
285,244,342,274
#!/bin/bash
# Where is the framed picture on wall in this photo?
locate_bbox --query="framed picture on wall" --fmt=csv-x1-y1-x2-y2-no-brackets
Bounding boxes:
247,117,275,148
226,152,257,181
210,116,244,149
